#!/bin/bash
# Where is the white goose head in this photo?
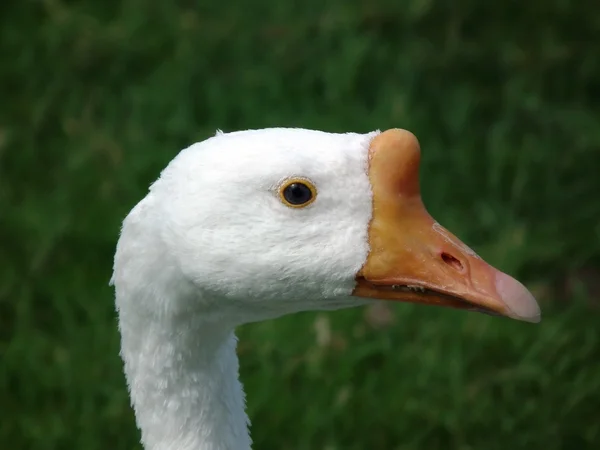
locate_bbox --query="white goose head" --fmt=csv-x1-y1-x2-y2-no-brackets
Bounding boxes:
112,127,540,450
144,127,377,323
115,127,539,324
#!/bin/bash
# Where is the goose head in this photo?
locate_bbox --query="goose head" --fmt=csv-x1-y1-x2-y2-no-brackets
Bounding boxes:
117,127,540,326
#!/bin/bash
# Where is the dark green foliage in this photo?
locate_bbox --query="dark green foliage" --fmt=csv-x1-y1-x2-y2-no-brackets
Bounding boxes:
1,1,599,449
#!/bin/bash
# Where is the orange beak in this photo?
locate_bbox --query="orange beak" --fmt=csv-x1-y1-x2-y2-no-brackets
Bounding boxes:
352,129,541,323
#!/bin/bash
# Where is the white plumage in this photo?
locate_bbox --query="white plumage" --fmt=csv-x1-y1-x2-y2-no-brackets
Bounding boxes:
112,128,540,450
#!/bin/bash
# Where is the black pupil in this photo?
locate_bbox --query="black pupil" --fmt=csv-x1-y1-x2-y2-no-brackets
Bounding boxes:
283,183,312,205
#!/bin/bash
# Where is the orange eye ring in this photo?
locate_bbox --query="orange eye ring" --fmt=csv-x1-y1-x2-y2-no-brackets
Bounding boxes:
278,177,317,208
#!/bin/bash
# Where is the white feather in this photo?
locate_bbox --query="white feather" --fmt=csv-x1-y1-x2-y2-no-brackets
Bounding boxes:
112,128,379,450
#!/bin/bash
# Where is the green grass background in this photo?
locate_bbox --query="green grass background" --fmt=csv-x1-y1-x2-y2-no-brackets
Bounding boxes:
2,1,600,449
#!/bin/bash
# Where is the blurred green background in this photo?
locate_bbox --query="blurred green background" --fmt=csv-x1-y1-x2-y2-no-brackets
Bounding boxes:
2,0,600,449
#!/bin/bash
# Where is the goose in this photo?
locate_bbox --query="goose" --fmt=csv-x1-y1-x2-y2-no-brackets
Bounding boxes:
111,127,541,450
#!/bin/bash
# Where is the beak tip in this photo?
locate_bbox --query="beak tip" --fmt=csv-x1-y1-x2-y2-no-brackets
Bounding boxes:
495,272,542,324
513,311,542,324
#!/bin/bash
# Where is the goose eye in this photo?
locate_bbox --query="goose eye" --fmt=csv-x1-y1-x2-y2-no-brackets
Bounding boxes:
279,178,317,208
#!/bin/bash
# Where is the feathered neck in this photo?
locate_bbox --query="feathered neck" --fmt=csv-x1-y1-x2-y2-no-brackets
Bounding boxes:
117,294,252,450
113,198,252,450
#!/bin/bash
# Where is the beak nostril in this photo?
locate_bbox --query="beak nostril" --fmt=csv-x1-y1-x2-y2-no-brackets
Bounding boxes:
441,252,464,272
